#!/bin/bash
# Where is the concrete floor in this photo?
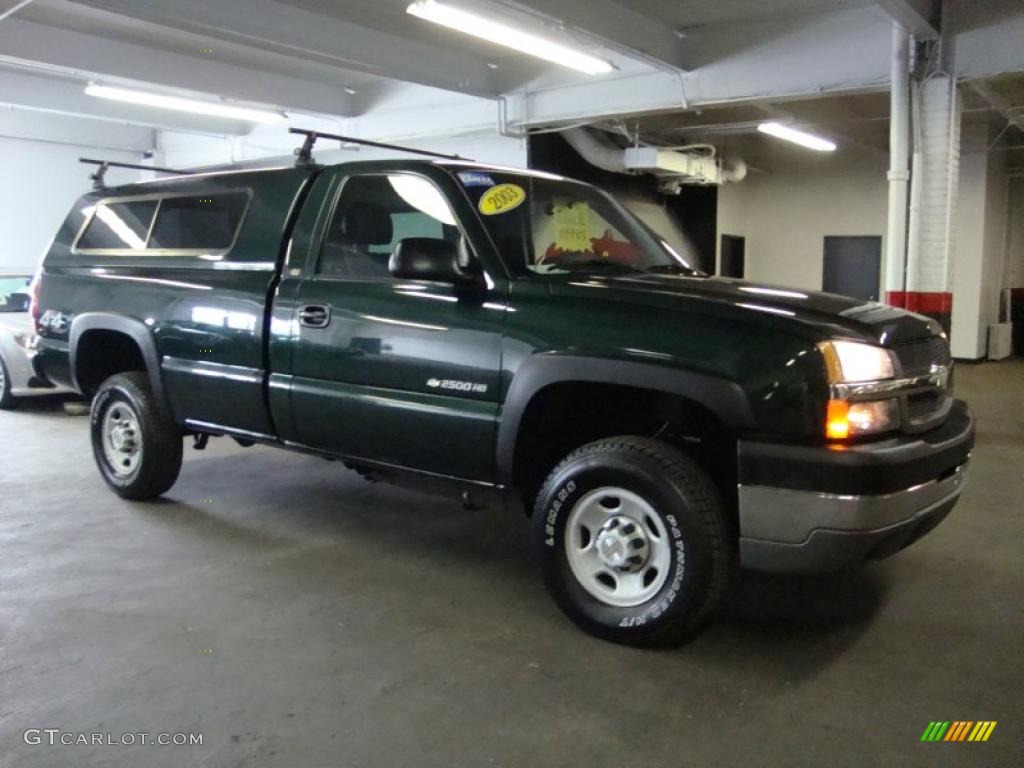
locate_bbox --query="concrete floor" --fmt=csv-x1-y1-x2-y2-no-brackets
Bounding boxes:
1,362,1021,768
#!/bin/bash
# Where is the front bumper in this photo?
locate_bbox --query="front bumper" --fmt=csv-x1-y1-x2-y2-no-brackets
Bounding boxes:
737,399,974,572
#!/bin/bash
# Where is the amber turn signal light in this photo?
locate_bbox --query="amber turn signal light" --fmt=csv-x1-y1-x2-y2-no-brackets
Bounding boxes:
826,399,851,440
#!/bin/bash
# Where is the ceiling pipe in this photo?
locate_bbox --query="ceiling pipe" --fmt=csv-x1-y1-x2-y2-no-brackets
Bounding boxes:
562,127,746,186
721,158,748,183
884,23,911,305
562,127,632,174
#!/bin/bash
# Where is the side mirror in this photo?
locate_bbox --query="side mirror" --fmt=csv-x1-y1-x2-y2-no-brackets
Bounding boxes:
389,238,479,284
4,292,30,312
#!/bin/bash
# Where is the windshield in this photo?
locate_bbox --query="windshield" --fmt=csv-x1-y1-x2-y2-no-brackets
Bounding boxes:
0,276,31,313
453,169,699,277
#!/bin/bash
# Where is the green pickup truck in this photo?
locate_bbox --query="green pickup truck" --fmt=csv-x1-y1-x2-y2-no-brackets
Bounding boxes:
31,154,973,646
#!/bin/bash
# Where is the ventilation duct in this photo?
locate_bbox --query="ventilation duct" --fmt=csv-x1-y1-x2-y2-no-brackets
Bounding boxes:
561,127,630,174
561,127,746,188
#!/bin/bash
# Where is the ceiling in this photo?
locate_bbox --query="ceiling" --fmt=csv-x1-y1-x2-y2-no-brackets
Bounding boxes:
1,0,1022,158
18,0,391,92
622,0,873,29
592,69,1024,173
0,0,896,107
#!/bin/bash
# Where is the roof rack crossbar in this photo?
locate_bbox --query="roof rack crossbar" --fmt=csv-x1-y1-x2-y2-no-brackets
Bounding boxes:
80,157,194,190
289,127,470,166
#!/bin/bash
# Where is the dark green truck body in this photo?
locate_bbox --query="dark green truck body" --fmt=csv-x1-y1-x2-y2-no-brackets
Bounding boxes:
33,159,974,572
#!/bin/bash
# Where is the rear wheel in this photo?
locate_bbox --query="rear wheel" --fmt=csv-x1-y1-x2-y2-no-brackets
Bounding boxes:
90,372,182,499
0,354,18,410
533,436,732,647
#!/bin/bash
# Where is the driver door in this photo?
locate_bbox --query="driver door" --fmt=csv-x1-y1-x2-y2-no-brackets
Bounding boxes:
283,170,507,482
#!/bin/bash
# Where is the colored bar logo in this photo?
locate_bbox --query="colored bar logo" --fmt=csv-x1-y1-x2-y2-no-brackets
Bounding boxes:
921,721,997,742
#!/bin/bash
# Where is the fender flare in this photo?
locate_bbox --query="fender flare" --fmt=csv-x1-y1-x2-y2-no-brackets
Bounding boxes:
69,313,167,407
495,354,755,485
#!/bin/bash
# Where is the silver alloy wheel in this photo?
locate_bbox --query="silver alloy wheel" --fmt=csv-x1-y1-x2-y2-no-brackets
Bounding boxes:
101,402,143,477
564,487,672,608
0,359,6,400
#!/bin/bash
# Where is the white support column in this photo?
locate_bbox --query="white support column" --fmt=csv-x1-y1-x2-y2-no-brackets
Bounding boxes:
950,126,1008,358
906,74,960,327
884,24,911,304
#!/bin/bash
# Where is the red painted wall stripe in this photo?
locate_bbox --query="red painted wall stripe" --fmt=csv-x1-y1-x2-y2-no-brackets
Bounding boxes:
885,291,953,314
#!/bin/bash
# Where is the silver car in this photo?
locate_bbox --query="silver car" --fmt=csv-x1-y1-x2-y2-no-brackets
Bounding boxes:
0,275,75,408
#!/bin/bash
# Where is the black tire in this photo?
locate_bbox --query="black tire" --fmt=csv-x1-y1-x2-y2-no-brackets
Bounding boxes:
90,372,182,500
0,353,18,410
532,436,732,647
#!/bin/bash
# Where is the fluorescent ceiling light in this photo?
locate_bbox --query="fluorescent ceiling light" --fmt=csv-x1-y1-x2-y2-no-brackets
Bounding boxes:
406,0,613,75
757,122,836,152
85,84,284,124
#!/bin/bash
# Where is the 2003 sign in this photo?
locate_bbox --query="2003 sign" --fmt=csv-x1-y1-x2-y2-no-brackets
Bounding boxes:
478,183,526,216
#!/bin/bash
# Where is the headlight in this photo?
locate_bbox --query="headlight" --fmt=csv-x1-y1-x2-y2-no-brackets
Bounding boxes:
818,340,896,383
826,399,899,439
819,341,900,439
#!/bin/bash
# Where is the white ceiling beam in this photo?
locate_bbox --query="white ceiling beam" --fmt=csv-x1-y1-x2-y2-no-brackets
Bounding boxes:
876,0,940,40
952,7,1024,80
968,80,1024,135
68,0,498,98
337,6,899,142
0,0,34,22
503,6,892,128
341,88,501,143
876,0,937,39
0,107,155,153
0,17,355,119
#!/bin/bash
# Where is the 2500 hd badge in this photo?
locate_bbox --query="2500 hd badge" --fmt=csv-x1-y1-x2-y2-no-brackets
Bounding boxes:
426,378,488,394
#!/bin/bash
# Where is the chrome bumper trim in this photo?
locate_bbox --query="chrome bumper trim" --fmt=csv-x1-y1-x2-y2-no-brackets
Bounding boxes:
738,463,967,545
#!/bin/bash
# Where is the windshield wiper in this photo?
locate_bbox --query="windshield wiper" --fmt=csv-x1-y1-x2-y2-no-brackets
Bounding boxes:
642,263,702,276
567,260,647,274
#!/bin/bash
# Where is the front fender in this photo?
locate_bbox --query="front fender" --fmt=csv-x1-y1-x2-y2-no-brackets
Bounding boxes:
495,353,754,485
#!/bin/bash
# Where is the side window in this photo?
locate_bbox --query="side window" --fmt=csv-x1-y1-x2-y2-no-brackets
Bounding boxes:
149,193,249,251
319,174,459,279
77,200,158,250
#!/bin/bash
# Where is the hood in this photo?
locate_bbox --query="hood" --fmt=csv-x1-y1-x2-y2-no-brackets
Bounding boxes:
547,273,941,346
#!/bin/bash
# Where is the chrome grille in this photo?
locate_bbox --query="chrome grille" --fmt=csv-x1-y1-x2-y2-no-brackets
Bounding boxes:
893,336,952,429
907,392,944,422
894,336,951,377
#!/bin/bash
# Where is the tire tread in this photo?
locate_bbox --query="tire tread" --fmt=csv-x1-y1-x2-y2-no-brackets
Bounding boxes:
534,435,732,647
91,372,182,500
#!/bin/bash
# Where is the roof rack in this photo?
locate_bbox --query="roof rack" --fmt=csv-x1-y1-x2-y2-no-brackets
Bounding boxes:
289,127,470,167
80,158,195,190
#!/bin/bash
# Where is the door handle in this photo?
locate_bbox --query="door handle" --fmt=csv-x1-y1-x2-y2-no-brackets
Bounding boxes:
298,304,331,328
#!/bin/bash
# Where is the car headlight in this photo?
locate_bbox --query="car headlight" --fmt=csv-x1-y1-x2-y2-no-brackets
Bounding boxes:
817,340,896,383
819,341,900,439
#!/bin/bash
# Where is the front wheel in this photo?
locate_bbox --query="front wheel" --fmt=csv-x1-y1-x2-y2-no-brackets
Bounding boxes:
532,436,732,647
90,372,182,500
